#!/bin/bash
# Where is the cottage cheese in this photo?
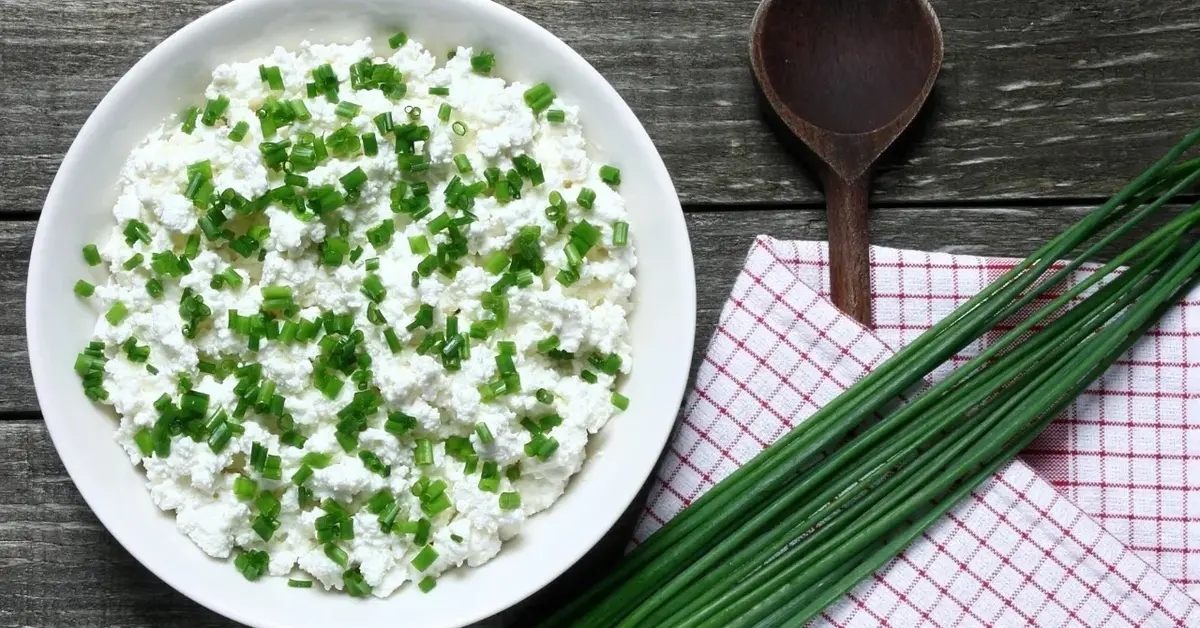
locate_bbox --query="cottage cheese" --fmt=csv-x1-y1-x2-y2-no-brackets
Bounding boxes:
76,37,636,597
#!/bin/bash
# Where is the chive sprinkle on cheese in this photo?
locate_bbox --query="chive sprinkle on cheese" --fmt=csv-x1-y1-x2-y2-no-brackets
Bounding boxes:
71,35,638,599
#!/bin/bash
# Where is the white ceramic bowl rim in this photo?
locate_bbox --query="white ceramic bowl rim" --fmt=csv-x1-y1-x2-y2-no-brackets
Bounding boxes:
28,1,695,626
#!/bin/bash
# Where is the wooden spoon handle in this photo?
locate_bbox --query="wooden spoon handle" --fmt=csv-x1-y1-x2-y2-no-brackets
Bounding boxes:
822,172,872,326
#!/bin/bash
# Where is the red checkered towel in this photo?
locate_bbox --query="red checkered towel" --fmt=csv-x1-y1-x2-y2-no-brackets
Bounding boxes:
635,237,1200,626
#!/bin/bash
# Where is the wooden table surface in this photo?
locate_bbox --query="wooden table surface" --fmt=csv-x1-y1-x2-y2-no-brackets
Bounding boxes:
2,0,1199,625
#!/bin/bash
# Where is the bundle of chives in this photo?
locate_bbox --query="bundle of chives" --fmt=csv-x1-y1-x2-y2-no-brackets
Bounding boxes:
545,128,1200,627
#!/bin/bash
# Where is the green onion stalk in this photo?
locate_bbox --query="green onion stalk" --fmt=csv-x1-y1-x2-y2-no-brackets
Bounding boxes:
543,128,1200,628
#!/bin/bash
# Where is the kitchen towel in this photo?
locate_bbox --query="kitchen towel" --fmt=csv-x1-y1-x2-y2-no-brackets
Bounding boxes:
634,237,1200,627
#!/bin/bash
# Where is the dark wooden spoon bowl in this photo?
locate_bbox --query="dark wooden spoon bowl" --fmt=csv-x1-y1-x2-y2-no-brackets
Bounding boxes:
750,0,943,326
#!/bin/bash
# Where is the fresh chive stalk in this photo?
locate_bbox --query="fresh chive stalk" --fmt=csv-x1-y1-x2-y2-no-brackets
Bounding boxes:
543,128,1200,627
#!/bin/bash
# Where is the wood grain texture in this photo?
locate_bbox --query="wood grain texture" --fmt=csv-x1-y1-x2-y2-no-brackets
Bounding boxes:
0,203,1184,414
2,0,1199,213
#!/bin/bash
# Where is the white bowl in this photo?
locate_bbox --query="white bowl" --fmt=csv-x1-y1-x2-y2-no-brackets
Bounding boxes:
25,1,696,626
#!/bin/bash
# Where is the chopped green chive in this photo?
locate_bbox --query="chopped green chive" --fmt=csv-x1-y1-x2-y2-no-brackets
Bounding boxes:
344,567,373,597
478,462,501,492
599,165,621,185
556,268,579,286
74,280,95,297
471,51,495,74
571,221,602,255
577,187,597,209
335,101,361,119
181,106,199,134
228,121,250,142
206,417,234,451
385,411,417,436
384,327,402,353
234,549,269,581
362,132,378,156
427,213,451,233
452,121,468,136
291,464,314,486
201,95,230,126
523,82,556,113
475,422,494,445
359,450,391,477
146,278,163,299
530,436,559,460
418,576,437,593
184,233,201,259
499,491,521,510
429,86,450,96
367,489,395,515
324,543,349,567
259,65,285,91
222,268,243,288
82,244,102,266
361,274,387,303
547,109,566,123
311,64,340,102
388,32,409,49
611,391,630,411
250,442,268,472
122,253,143,271
482,250,510,275
407,304,434,331
590,352,623,376
537,336,560,353
613,221,630,246
122,337,150,363
105,301,128,325
453,153,472,173
301,452,332,469
536,388,554,404
326,125,362,158
255,491,281,519
290,99,311,121
411,545,439,571
414,439,433,466
288,579,313,588
374,112,394,135
366,219,394,248
123,220,151,245
409,235,430,255
513,154,545,186
438,103,452,121
133,428,155,456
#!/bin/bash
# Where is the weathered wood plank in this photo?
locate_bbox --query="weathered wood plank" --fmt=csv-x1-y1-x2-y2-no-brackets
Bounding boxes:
0,204,1185,414
1,0,1198,213
0,222,32,415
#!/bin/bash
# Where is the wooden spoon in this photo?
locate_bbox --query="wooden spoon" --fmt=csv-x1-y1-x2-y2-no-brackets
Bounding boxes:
750,0,943,326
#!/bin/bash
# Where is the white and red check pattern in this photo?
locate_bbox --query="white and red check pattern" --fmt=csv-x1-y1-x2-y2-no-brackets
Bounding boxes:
634,236,1200,626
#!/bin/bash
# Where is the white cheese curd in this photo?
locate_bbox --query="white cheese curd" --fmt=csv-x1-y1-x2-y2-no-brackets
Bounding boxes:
75,37,636,597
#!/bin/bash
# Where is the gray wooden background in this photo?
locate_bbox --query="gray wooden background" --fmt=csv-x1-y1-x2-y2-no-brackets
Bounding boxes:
2,0,1199,625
